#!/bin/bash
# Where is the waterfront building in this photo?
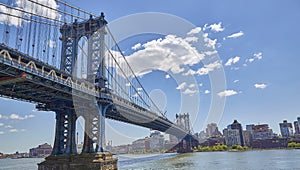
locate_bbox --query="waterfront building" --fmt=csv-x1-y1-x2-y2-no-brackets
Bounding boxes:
205,123,222,137
279,120,293,137
252,138,288,149
29,143,52,158
132,138,146,152
227,120,244,146
252,124,273,140
149,131,164,151
223,128,242,146
243,130,252,147
294,121,299,135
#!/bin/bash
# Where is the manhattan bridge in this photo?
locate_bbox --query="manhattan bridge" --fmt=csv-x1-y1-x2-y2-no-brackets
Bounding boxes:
0,0,199,169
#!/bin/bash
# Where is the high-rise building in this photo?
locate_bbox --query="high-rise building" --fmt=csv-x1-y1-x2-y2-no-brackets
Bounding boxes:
223,128,242,146
149,131,164,151
29,143,52,158
252,124,273,140
227,120,244,146
205,123,222,137
294,121,299,135
279,120,293,137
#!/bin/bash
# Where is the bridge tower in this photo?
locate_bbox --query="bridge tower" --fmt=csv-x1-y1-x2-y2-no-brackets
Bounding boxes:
39,13,117,170
175,113,197,153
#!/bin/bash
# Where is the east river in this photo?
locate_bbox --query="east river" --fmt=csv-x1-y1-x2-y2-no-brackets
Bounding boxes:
0,150,299,170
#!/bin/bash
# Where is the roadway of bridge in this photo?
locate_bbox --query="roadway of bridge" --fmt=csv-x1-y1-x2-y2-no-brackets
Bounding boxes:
0,43,196,141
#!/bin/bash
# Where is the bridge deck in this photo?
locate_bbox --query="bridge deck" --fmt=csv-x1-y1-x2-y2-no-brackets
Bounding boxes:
0,43,194,139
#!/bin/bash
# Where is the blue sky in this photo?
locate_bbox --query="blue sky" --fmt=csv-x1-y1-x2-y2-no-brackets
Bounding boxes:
1,0,300,153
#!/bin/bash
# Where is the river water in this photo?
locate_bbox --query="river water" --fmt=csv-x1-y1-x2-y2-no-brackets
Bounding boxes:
0,150,299,170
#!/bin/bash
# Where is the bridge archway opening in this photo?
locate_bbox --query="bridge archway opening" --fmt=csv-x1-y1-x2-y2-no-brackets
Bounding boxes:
75,116,85,153
76,36,88,79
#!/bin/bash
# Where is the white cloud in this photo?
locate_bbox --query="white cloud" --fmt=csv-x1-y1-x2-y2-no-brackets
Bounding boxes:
123,34,205,77
0,123,4,126
182,89,198,95
48,40,56,48
9,129,18,133
189,84,196,88
176,82,187,90
196,60,222,75
165,74,170,79
0,0,60,27
204,50,217,56
208,22,224,32
9,113,35,120
254,52,263,60
254,83,267,89
247,58,255,63
227,31,244,39
137,88,143,91
187,27,202,35
132,43,142,50
0,114,2,119
0,131,4,135
0,6,23,27
233,80,239,83
199,83,203,87
246,52,263,64
225,56,240,66
183,69,196,76
185,36,198,42
204,90,210,94
203,33,217,49
218,90,238,97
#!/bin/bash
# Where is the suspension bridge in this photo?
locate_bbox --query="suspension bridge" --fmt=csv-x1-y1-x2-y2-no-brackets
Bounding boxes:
0,0,199,169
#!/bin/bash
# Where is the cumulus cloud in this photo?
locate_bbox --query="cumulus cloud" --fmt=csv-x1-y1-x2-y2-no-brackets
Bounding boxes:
208,22,224,32
182,89,198,95
203,33,217,49
189,84,196,88
9,129,18,133
187,27,202,35
204,90,210,94
0,0,60,27
0,114,2,119
226,31,244,39
0,131,4,135
199,83,203,87
233,80,239,83
132,43,142,50
176,82,187,90
246,52,263,63
0,123,4,126
10,113,35,120
0,5,23,27
196,60,222,75
165,74,170,79
218,90,238,97
254,52,263,60
225,56,240,66
254,83,267,89
123,34,205,77
48,40,56,48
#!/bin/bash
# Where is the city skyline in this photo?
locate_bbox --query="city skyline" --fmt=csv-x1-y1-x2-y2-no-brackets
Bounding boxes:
1,0,300,153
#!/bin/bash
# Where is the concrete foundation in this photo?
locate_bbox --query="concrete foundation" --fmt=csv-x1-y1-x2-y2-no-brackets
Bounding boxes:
38,152,118,170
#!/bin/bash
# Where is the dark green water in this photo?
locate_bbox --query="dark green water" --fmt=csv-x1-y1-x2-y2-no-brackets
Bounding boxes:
0,150,299,170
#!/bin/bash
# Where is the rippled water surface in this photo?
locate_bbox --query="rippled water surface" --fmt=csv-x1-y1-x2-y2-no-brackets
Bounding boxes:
0,150,299,170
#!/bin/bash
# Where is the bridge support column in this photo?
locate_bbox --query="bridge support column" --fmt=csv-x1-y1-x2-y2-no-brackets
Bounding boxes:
51,109,77,155
82,113,95,153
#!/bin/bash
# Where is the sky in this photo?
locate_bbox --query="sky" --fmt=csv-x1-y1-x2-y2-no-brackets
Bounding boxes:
1,0,300,153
